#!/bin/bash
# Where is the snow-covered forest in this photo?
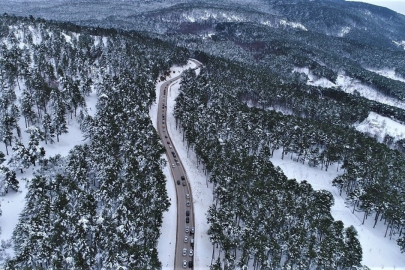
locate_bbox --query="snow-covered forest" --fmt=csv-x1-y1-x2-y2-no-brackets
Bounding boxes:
0,14,189,268
1,0,405,269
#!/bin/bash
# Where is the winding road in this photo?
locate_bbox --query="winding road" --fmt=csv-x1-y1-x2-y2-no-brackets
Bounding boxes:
157,60,201,269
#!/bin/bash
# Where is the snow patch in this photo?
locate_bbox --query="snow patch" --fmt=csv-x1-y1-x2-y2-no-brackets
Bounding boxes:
335,73,405,110
368,68,405,83
355,112,405,143
393,40,405,50
338,26,351,37
61,32,72,44
102,37,108,47
293,67,335,88
279,19,308,31
28,25,41,45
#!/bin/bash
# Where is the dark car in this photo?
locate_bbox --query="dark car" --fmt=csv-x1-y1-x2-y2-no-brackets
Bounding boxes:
177,180,180,185
188,261,193,268
186,210,190,216
186,217,189,223
167,141,170,144
181,176,185,180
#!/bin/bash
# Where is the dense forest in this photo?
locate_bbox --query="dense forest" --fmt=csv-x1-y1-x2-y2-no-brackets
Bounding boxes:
0,14,188,269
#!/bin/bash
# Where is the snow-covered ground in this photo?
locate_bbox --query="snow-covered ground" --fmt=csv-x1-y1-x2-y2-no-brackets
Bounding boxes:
293,67,405,111
355,111,405,143
271,150,405,269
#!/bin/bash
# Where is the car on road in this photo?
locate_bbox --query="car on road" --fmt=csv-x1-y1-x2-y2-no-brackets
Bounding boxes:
181,176,185,180
165,136,168,138
186,194,190,199
190,238,194,247
190,227,194,234
188,261,193,268
186,217,189,223
167,141,170,144
189,249,193,257
186,201,190,207
177,180,180,185
186,210,190,216
184,236,188,243
172,164,175,168
182,181,186,186
185,226,189,233
169,145,173,149
183,248,187,256
183,260,187,268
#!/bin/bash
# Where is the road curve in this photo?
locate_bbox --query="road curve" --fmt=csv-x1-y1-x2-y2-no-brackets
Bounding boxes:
157,60,201,269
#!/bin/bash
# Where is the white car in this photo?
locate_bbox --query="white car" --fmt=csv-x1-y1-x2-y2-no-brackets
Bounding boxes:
185,226,189,233
186,201,190,207
183,248,187,256
186,194,190,199
172,164,175,168
184,236,188,243
189,249,193,257
183,260,187,268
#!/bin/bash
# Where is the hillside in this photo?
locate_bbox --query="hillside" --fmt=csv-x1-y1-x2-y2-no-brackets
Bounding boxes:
1,0,405,269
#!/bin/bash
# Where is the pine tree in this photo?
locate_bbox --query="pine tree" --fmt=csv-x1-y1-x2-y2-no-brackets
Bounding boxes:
42,113,55,144
20,90,37,128
26,126,46,166
343,226,362,268
8,140,30,173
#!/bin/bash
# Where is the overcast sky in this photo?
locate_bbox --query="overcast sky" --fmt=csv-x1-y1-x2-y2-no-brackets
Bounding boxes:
348,0,405,15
